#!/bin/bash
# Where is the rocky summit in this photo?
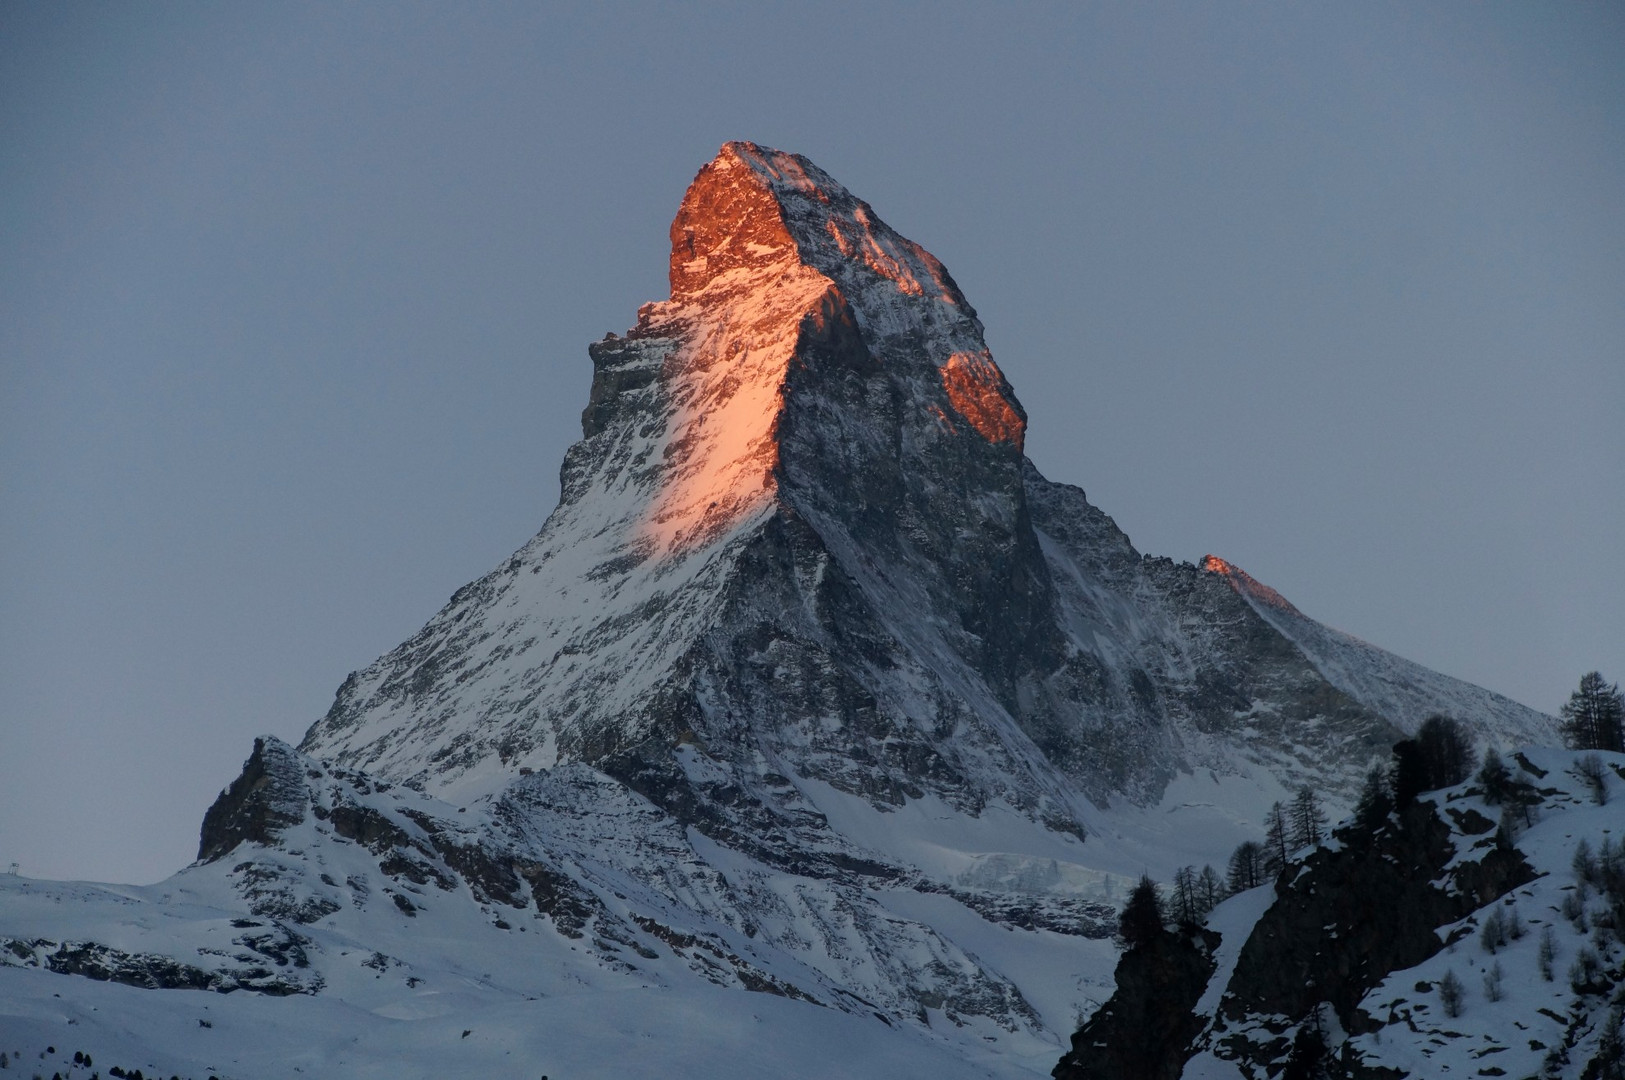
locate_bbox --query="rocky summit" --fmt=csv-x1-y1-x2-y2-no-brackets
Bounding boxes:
0,143,1565,1079
302,141,1549,820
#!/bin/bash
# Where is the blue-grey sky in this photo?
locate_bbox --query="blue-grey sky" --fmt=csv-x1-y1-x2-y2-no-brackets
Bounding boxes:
3,2,1621,884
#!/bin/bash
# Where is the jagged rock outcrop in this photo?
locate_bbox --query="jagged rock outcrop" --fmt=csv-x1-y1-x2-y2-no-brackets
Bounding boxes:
1054,927,1219,1080
197,736,309,863
1215,803,1531,1034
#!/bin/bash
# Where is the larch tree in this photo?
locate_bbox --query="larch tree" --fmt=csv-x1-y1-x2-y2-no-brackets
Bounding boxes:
1391,738,1428,809
1561,672,1624,753
1227,840,1266,892
1197,864,1225,914
1264,802,1291,872
1417,715,1474,789
1290,785,1327,849
1353,764,1393,831
1171,866,1199,927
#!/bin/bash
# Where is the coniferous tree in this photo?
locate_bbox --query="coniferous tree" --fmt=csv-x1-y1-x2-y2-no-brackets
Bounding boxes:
1417,715,1474,789
1197,864,1225,914
1391,739,1428,808
1438,969,1465,1017
1290,785,1327,849
1354,764,1393,831
1171,865,1199,927
1282,1008,1335,1080
1227,840,1266,892
1480,907,1507,953
1538,925,1558,981
1561,672,1625,752
1264,802,1291,872
1574,838,1597,885
1118,873,1166,949
1477,747,1513,804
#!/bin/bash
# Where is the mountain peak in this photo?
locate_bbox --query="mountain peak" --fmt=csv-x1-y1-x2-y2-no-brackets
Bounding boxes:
625,142,1025,553
665,141,968,310
664,143,805,299
1200,553,1303,616
301,144,1551,816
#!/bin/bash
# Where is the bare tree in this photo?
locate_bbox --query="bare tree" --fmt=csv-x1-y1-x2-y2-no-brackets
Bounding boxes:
1197,864,1225,914
1228,840,1267,892
1264,802,1291,871
1171,865,1199,926
1577,754,1610,805
1561,672,1625,753
1438,969,1465,1017
1290,785,1327,849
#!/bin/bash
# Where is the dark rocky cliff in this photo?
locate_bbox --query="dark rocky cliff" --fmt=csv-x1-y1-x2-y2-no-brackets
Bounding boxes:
1054,926,1219,1080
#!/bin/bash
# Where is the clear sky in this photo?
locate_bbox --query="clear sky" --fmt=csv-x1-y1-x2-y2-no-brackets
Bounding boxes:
3,2,1621,885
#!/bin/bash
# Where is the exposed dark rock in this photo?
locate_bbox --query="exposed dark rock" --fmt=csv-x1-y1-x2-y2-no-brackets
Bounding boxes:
197,738,308,863
1221,805,1531,1034
4,936,315,996
1053,928,1219,1080
914,883,1116,938
1057,795,1537,1079
515,860,597,938
326,803,416,855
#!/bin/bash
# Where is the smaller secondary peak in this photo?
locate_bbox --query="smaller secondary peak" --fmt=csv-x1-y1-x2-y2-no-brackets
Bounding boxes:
1200,554,1303,616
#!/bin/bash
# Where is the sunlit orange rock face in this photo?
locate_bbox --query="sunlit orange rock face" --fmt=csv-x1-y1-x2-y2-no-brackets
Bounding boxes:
940,350,1026,449
667,153,801,299
629,150,834,554
632,142,1026,556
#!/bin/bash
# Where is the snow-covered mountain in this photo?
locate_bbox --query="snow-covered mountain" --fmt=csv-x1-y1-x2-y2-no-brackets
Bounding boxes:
302,141,1550,817
0,142,1562,1077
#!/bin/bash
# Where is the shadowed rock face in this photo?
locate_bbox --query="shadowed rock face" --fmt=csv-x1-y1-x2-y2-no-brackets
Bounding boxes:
299,141,1552,836
198,737,309,864
1054,927,1220,1080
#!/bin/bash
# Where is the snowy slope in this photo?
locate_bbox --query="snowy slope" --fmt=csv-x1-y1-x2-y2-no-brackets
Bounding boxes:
2,737,1124,1075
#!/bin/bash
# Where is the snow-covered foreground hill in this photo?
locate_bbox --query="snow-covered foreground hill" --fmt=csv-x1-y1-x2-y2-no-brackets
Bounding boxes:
1,737,1122,1076
1059,747,1625,1079
0,967,1006,1080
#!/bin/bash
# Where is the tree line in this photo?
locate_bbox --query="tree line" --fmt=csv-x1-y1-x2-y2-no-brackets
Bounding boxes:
1118,712,1484,949
1117,671,1622,950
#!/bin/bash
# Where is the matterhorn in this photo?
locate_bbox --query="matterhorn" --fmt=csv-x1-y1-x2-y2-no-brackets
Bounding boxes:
0,143,1560,1079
